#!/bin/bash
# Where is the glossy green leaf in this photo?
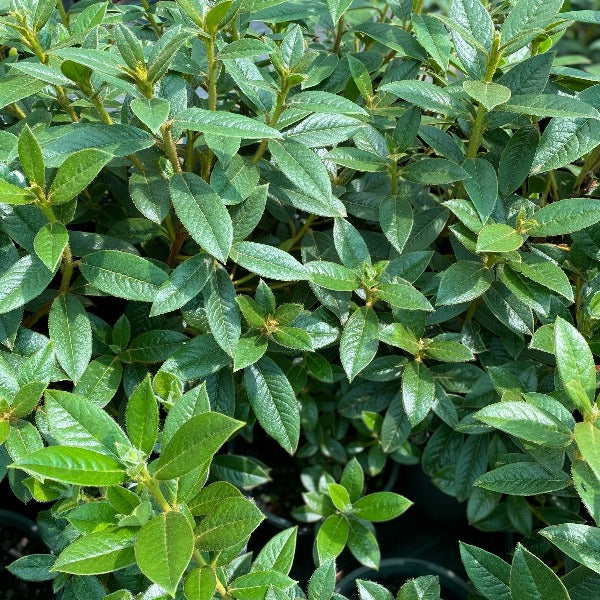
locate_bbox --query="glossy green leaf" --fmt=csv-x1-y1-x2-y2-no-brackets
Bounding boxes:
244,356,300,454
154,412,244,479
170,172,233,263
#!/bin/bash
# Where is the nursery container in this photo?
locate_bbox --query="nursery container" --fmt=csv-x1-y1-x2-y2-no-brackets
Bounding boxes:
336,558,470,600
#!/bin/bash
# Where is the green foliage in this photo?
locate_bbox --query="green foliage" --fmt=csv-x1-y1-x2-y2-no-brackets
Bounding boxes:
2,0,600,597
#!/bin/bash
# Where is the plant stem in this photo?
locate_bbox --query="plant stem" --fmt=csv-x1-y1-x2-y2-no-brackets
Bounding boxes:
145,478,172,512
465,33,502,159
253,80,288,163
205,34,218,111
332,16,345,54
140,0,162,37
57,0,71,32
161,122,183,174
389,160,398,195
279,214,316,251
9,103,26,119
574,144,600,194
167,225,188,267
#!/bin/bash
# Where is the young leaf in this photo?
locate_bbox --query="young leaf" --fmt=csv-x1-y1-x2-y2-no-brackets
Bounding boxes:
316,515,348,563
555,317,595,415
18,125,44,188
476,224,523,253
33,222,68,273
353,492,412,522
126,375,159,456
463,81,511,111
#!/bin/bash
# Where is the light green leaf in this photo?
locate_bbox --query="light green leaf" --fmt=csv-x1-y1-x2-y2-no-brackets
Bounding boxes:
575,422,600,482
12,446,126,486
34,223,68,273
463,81,511,111
126,375,158,456
474,401,572,447
528,198,600,236
135,511,194,597
353,492,412,522
555,317,595,415
316,515,348,563
52,529,136,575
154,412,244,479
18,125,45,188
196,497,264,550
476,224,523,253
130,98,170,133
306,261,360,291
0,178,37,205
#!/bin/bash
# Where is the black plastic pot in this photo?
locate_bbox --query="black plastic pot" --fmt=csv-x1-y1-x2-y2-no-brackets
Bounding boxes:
0,510,55,599
258,461,400,535
394,465,465,525
336,558,470,600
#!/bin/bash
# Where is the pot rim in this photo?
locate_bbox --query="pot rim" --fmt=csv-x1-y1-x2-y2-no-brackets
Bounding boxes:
335,557,470,597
